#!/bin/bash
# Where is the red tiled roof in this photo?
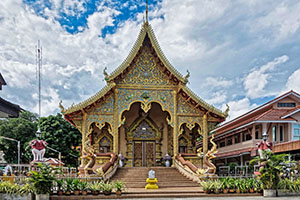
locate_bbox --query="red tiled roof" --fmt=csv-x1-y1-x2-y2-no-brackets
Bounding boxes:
255,109,296,121
215,90,300,134
281,106,300,118
215,147,254,158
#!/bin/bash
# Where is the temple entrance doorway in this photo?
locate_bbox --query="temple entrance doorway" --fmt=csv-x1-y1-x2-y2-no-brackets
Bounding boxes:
133,141,155,167
120,102,172,167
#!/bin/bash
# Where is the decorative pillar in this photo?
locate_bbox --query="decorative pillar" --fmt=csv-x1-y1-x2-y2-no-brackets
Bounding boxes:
81,112,87,166
113,88,119,153
173,91,178,157
203,113,208,155
82,112,88,151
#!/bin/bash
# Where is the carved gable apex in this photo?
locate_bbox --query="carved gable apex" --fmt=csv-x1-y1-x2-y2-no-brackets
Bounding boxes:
107,22,186,85
116,35,173,87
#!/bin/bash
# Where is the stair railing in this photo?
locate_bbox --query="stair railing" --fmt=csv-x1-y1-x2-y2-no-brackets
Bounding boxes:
174,155,201,183
97,153,119,181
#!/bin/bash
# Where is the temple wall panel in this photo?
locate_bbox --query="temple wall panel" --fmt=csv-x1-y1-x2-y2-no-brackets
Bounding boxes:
116,88,174,127
177,96,203,115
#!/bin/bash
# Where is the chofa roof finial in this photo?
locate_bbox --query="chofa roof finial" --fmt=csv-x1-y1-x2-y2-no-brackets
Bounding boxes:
145,0,148,23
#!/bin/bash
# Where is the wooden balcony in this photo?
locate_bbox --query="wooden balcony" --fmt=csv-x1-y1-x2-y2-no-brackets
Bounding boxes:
273,140,300,153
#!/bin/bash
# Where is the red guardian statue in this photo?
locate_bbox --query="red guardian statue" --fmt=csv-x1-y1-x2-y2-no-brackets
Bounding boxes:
257,132,272,159
30,128,47,162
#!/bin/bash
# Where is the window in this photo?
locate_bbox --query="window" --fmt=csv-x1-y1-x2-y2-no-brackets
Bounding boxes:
179,137,188,153
227,139,232,146
220,141,226,147
273,125,277,142
234,135,240,143
245,134,252,141
277,102,296,107
273,126,278,141
293,124,300,141
280,125,284,142
255,130,259,139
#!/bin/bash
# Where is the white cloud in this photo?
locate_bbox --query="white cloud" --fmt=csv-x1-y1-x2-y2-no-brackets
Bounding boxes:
285,68,300,93
1,0,300,118
204,77,233,88
244,55,289,98
206,91,227,105
222,98,257,121
0,0,138,115
254,2,300,41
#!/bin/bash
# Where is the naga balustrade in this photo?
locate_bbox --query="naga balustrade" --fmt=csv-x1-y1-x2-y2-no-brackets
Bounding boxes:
174,154,200,183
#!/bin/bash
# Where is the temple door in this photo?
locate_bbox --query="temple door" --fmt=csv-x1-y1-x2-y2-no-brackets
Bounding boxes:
133,141,155,167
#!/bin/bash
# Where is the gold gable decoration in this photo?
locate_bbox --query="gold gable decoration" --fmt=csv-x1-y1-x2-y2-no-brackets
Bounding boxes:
107,22,186,84
117,44,172,86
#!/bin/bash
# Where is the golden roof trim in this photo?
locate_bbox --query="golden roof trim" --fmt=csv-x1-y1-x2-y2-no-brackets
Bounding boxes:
107,22,185,82
64,83,115,115
181,86,225,118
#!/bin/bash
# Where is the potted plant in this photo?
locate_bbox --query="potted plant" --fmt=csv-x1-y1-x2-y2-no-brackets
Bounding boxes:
102,182,114,195
248,178,255,193
56,180,64,196
221,178,229,194
73,179,81,195
115,181,125,195
29,162,57,200
88,182,100,195
79,181,88,195
200,181,210,194
65,178,74,195
19,183,35,200
213,180,222,194
250,151,288,197
235,179,241,193
228,178,236,193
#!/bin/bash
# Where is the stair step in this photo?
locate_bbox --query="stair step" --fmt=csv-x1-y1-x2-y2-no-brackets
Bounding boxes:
111,167,199,189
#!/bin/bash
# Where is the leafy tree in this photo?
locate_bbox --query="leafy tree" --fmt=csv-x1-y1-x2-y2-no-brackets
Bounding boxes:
0,111,37,163
250,151,289,189
39,113,81,167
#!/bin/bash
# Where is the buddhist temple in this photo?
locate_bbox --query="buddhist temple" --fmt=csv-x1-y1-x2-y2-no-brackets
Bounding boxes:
61,15,227,176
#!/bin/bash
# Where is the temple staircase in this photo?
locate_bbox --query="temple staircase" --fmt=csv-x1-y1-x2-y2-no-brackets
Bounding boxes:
110,167,203,198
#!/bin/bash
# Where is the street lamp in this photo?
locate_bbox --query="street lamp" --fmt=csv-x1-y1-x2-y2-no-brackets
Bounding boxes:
0,136,20,172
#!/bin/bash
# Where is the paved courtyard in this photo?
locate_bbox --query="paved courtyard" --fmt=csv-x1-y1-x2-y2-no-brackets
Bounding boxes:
109,197,299,200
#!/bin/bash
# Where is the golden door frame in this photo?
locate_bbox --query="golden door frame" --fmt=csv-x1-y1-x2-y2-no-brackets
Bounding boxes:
126,116,162,167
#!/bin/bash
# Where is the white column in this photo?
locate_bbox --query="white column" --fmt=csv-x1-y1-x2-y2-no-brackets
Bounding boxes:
262,123,267,136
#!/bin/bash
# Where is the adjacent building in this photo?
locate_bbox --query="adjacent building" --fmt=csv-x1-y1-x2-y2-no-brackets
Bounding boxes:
0,73,22,118
212,90,300,169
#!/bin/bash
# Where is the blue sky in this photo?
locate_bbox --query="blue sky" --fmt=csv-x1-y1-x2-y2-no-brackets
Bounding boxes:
1,0,300,120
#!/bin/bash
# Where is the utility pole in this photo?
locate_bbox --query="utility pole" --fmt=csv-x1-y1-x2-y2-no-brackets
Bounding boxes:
36,40,42,126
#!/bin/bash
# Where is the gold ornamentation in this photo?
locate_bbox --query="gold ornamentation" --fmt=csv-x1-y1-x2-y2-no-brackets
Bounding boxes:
196,134,218,176
178,116,202,131
103,67,110,81
224,104,229,118
141,102,151,113
177,96,202,115
87,115,113,133
183,70,190,84
59,100,65,113
117,45,172,86
117,88,174,127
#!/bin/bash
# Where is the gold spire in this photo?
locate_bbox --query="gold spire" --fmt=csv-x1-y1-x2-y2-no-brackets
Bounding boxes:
145,0,148,22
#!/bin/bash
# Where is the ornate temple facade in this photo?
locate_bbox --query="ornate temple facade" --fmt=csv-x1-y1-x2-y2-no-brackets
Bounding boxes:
62,21,227,171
